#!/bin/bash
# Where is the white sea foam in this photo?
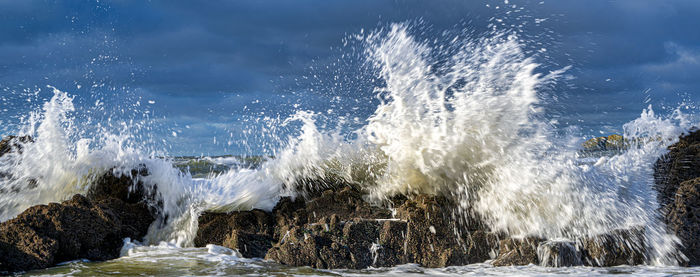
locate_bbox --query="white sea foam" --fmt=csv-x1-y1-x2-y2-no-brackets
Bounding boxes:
0,24,696,266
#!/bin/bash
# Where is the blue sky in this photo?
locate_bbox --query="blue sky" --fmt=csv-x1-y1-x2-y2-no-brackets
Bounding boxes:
1,0,700,155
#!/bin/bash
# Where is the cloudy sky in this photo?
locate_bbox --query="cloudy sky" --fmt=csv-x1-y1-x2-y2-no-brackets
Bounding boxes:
1,0,699,155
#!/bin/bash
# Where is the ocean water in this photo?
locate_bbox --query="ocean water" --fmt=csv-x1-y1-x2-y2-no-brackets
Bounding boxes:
1,23,700,276
18,243,700,276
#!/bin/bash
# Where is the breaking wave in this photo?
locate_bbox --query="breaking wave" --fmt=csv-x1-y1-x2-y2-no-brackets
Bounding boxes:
0,24,696,265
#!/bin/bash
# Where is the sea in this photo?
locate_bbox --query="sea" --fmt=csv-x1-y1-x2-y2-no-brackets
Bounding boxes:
1,23,700,276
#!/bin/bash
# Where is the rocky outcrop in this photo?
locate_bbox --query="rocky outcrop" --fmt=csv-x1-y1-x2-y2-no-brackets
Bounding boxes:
0,165,158,273
578,227,645,266
0,135,33,183
195,183,654,269
536,240,582,267
0,135,32,157
194,209,273,258
654,130,700,265
491,237,542,266
582,134,626,151
196,186,502,269
665,177,700,265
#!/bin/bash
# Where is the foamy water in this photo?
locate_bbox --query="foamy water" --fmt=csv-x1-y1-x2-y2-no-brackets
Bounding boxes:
1,23,699,275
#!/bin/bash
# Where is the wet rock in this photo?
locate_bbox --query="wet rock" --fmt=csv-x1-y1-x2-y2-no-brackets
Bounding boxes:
304,187,393,224
87,166,154,204
197,186,501,269
0,194,153,273
464,230,501,263
265,217,384,269
193,209,273,258
665,177,700,265
654,131,700,209
0,135,32,157
395,195,474,267
0,135,33,182
491,237,543,266
536,240,582,267
578,228,645,266
654,130,700,265
374,220,408,267
582,134,626,151
223,231,273,258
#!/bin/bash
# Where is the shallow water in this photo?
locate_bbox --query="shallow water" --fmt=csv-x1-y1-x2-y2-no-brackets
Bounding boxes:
19,244,700,276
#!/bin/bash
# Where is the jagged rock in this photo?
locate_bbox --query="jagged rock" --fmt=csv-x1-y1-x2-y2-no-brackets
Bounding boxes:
87,166,154,204
304,187,393,224
582,134,626,151
265,222,356,269
537,240,582,267
395,194,473,267
0,194,153,273
465,230,501,262
0,135,34,184
578,228,645,266
654,130,700,265
374,220,408,267
193,209,273,258
491,237,543,266
223,231,273,258
197,186,503,269
654,131,700,209
0,135,32,157
665,177,700,265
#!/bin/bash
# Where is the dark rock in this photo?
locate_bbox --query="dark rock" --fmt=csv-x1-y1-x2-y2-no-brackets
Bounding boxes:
536,240,582,267
87,166,153,204
270,196,307,241
223,231,272,258
654,131,700,210
193,209,273,258
578,227,645,266
665,177,700,265
582,134,626,151
0,135,34,183
374,220,408,267
464,230,500,263
0,135,32,157
304,187,392,224
395,194,472,267
0,194,153,272
491,236,543,266
654,130,700,265
197,186,501,269
264,218,381,269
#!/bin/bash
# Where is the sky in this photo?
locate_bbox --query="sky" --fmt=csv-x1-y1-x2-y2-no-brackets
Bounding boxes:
1,0,700,155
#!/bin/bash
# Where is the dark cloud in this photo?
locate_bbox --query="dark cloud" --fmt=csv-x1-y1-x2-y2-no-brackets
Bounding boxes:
1,0,700,154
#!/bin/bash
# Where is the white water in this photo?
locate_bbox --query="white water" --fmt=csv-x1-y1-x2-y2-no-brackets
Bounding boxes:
0,24,696,267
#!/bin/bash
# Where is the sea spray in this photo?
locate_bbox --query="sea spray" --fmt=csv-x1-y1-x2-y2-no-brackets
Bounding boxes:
0,24,695,266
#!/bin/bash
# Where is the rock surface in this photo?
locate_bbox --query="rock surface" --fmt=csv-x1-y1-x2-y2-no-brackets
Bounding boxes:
578,228,645,267
0,154,158,273
654,130,700,265
582,134,626,151
491,237,542,266
195,182,655,269
196,186,502,269
0,135,32,157
665,177,700,265
536,240,582,267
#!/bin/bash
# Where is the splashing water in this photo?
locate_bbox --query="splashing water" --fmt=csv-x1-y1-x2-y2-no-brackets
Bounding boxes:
0,24,696,266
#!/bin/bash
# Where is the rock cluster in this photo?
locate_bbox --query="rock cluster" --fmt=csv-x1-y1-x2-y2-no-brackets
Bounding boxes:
654,130,700,265
195,186,647,269
5,126,699,272
0,136,158,273
582,134,626,151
